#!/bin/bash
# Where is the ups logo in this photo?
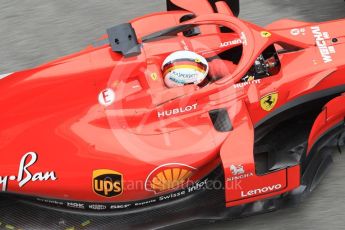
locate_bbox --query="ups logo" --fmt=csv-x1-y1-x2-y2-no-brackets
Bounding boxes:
92,169,123,198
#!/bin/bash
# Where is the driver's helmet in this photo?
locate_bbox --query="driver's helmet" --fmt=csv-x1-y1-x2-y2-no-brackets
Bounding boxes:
162,51,209,88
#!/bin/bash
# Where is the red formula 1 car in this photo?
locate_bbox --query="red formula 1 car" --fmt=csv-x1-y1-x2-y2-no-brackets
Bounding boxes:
1,0,345,229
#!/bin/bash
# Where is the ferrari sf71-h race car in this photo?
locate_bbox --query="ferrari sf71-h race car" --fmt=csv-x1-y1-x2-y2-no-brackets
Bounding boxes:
0,0,345,229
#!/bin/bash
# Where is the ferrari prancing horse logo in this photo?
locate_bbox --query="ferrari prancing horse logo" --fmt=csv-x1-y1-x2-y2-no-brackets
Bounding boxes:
260,92,278,112
261,31,272,38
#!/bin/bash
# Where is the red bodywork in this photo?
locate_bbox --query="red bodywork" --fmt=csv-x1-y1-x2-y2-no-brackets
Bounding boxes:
0,0,344,209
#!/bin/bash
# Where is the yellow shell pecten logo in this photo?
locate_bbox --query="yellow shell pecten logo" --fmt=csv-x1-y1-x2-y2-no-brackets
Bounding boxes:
145,163,196,194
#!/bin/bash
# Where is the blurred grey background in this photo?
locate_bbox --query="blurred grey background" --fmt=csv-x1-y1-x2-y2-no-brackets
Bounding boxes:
0,0,345,229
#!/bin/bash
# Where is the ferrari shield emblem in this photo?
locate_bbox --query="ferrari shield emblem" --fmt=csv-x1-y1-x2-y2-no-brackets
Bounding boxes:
261,31,272,38
151,72,158,81
260,92,278,111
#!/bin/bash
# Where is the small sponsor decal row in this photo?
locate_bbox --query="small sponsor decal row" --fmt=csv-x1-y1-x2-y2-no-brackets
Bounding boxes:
35,178,209,212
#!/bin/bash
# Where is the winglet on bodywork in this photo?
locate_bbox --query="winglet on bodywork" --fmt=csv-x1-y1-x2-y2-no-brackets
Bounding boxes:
220,101,300,206
308,94,345,154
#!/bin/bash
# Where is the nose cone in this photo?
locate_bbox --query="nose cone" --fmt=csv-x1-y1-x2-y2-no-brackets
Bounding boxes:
0,44,219,205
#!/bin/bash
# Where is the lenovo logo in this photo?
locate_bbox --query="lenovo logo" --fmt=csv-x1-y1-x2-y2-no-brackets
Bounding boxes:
241,184,282,198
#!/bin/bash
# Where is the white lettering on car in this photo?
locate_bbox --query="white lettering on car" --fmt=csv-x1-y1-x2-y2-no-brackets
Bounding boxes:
311,26,336,63
241,184,282,198
0,152,57,191
290,28,306,36
220,38,242,48
157,103,198,118
98,88,116,107
233,79,261,89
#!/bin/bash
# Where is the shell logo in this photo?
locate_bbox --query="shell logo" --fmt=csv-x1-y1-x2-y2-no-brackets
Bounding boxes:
145,163,196,194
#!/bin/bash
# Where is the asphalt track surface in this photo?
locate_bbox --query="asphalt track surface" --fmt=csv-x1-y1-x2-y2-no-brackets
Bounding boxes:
0,0,345,230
